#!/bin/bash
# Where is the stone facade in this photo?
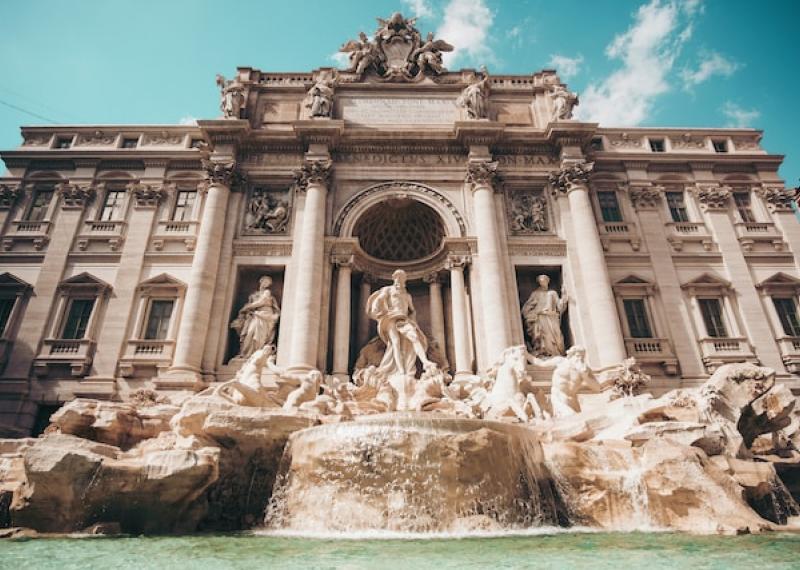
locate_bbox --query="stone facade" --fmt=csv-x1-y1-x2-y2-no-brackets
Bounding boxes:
0,15,799,435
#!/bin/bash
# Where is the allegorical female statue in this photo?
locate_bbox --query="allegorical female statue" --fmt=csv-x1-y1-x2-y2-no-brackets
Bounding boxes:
230,276,281,358
522,274,568,356
367,269,435,379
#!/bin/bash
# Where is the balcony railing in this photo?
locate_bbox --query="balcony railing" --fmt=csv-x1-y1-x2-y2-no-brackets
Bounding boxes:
598,222,632,234
83,220,126,234
34,338,95,377
156,220,198,234
624,337,678,374
11,220,51,234
777,337,800,374
699,337,756,371
667,222,707,235
665,222,714,252
119,339,175,376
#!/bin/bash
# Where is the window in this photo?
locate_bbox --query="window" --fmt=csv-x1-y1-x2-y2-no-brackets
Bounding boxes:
0,298,15,337
55,137,72,149
623,298,653,338
171,190,197,221
144,299,174,340
190,138,205,149
712,140,728,153
121,138,138,149
666,192,689,222
773,298,800,337
649,139,666,152
597,191,623,222
733,192,756,223
698,298,728,338
25,189,53,221
590,137,604,151
60,298,95,339
99,189,126,221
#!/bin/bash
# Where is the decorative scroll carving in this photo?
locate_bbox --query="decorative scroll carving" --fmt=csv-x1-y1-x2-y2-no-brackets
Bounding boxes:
293,160,332,191
629,185,663,210
0,183,22,209
456,68,491,120
731,136,761,151
141,131,184,146
608,133,643,149
756,186,795,213
507,189,548,234
56,183,95,209
465,160,499,187
548,161,594,195
672,133,706,149
22,133,51,146
75,130,116,146
244,188,290,234
337,12,453,81
549,84,578,121
203,158,240,187
216,74,246,119
127,182,167,208
692,184,731,210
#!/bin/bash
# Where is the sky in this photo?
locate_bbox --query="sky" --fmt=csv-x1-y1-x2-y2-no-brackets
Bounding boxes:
0,0,798,184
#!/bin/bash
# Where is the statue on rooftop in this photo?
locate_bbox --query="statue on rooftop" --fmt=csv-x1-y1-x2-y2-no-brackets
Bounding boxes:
410,32,454,76
550,83,578,121
457,68,491,119
215,74,245,119
304,74,336,118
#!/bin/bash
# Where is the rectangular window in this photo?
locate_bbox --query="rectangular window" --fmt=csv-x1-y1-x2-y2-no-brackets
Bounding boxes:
666,192,689,222
121,138,138,149
623,298,653,338
0,298,15,337
773,297,800,337
55,137,72,149
171,190,197,221
590,137,604,151
190,138,205,149
712,140,728,153
649,139,666,152
144,299,174,340
698,298,728,338
25,190,54,221
597,191,623,222
99,190,126,221
734,192,756,223
61,298,95,340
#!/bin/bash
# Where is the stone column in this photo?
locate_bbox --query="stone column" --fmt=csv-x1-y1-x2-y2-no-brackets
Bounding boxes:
550,162,626,367
166,160,234,383
356,274,373,349
331,255,353,378
288,160,332,372
467,160,513,366
424,271,448,368
447,254,473,377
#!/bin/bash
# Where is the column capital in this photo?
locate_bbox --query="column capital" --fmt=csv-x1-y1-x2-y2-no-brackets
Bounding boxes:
56,182,95,209
294,160,332,191
423,271,441,285
202,157,242,187
127,182,168,209
446,254,470,270
332,253,354,268
756,186,795,213
465,160,500,190
691,183,731,211
628,184,664,210
548,161,594,196
0,181,23,210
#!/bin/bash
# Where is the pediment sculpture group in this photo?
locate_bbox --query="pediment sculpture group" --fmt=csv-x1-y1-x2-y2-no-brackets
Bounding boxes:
220,268,644,423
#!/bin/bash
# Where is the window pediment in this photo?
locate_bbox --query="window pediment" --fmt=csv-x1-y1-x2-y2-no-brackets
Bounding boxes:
57,272,111,295
682,273,732,295
137,273,186,294
0,272,32,292
757,272,800,296
614,274,656,295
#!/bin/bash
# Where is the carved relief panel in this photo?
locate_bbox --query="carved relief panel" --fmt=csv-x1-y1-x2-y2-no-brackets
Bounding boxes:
243,186,292,235
505,188,550,235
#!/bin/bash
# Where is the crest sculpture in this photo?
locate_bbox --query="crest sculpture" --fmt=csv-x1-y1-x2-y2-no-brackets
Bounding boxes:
338,12,453,81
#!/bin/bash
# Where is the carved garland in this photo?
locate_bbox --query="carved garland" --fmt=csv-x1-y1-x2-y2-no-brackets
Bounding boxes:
333,181,467,237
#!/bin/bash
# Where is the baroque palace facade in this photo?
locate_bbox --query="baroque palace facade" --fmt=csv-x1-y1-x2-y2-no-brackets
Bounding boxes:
0,13,798,435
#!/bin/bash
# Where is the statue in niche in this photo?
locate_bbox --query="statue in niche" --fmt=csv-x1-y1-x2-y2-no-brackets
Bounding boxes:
304,75,336,118
410,32,454,75
215,74,245,119
510,191,548,234
457,67,491,119
230,276,281,359
550,84,578,121
522,274,568,356
245,189,289,234
528,345,613,418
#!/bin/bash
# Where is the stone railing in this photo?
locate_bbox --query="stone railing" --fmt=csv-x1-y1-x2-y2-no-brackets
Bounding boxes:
733,221,784,252
151,220,199,252
699,337,757,371
624,338,678,375
34,338,95,377
84,220,126,234
119,339,175,377
598,222,632,235
776,337,800,374
12,220,51,234
665,222,714,252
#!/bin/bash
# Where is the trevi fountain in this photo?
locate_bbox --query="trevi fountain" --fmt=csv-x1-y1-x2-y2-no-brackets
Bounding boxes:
1,11,799,570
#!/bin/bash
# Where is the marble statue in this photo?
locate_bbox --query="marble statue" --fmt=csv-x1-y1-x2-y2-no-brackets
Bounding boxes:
522,275,568,356
457,68,490,119
550,84,578,121
245,190,289,234
207,345,279,407
230,276,281,358
304,75,335,118
529,345,611,417
410,32,454,75
215,74,245,119
483,345,546,422
282,369,323,411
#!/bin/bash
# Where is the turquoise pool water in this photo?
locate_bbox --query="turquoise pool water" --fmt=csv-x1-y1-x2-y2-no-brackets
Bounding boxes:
2,530,799,569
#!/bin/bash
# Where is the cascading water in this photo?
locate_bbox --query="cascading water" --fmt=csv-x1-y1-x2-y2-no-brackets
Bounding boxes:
264,412,572,534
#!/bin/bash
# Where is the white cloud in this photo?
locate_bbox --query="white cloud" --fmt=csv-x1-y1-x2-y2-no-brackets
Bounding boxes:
402,0,434,19
436,0,495,68
578,0,698,126
721,102,760,127
548,54,584,79
179,116,197,125
329,51,350,68
680,51,739,88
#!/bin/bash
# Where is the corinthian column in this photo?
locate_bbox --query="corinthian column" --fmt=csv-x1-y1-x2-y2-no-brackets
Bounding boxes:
447,254,473,377
288,160,332,371
550,162,626,366
167,159,235,382
331,255,353,378
424,271,448,368
467,161,513,365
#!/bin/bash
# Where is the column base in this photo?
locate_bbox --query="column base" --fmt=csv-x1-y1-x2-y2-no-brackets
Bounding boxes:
156,366,207,391
73,378,118,400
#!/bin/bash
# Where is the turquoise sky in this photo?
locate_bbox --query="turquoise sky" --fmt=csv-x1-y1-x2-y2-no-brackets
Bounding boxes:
1,0,797,184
